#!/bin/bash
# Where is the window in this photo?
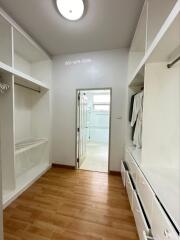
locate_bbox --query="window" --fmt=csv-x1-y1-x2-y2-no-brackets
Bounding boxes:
93,94,110,112
93,95,110,104
94,104,110,112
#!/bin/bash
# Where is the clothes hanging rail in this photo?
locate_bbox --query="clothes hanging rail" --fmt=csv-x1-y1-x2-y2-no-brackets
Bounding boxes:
167,56,180,68
15,82,41,93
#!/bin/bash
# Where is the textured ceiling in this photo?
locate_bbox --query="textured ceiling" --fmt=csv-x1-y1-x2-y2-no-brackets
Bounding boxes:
0,0,144,56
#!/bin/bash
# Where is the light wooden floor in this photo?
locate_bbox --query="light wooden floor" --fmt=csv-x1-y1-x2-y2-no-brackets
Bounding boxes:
3,167,138,240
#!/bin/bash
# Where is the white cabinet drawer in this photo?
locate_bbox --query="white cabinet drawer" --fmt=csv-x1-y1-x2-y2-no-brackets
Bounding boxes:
126,172,134,209
125,151,138,184
151,198,179,240
142,231,153,240
121,161,126,186
133,190,150,240
136,167,154,224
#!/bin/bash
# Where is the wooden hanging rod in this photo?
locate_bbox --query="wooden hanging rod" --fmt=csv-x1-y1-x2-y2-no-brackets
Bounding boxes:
15,82,41,93
167,56,180,68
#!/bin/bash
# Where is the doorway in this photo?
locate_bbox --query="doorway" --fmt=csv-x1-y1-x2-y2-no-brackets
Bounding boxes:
76,89,111,173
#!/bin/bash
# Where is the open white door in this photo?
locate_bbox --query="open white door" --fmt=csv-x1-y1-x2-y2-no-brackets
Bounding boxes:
77,91,87,168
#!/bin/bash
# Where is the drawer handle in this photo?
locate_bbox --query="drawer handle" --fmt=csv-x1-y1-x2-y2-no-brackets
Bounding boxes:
136,208,141,214
142,181,146,185
164,229,171,238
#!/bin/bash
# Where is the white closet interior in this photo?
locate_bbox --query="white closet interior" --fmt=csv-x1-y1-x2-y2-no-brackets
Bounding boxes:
124,0,180,239
0,15,12,67
13,28,52,85
0,7,52,208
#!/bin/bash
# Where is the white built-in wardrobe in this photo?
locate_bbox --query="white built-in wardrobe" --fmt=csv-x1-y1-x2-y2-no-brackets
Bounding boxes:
122,0,180,240
0,7,52,238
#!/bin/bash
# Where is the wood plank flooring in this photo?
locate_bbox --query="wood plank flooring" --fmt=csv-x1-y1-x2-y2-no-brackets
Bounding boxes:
3,167,138,240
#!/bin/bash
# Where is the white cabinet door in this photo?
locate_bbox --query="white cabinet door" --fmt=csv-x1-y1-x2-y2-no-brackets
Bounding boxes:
142,231,153,240
126,172,134,209
133,190,150,240
136,167,154,225
151,198,179,240
121,161,126,187
125,151,138,184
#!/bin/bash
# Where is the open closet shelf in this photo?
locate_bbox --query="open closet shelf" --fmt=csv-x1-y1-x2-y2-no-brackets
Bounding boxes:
0,61,13,75
14,73,49,92
0,7,51,92
129,66,144,87
129,1,180,84
15,138,48,155
148,13,180,63
3,163,50,208
0,62,50,91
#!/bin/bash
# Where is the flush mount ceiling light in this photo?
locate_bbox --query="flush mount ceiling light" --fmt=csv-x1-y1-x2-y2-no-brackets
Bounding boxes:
56,0,85,21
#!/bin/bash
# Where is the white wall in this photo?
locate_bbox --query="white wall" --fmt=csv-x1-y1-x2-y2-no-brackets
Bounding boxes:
52,49,128,171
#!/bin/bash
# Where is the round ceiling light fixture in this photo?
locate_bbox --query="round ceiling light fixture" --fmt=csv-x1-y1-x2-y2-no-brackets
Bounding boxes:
56,0,85,21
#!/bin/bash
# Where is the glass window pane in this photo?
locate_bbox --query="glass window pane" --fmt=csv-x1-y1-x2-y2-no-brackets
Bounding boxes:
94,105,109,111
93,95,110,104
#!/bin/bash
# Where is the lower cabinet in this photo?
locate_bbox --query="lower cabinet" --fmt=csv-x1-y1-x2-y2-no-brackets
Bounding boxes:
121,161,127,186
136,166,154,225
126,171,134,210
151,198,179,240
142,231,153,240
123,149,180,240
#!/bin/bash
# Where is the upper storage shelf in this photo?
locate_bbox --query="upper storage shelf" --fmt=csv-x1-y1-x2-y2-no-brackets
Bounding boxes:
13,29,52,86
0,7,52,91
146,0,177,49
128,0,179,85
128,1,147,81
148,13,180,63
0,14,12,68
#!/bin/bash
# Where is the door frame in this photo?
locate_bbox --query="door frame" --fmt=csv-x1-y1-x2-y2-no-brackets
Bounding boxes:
75,87,112,173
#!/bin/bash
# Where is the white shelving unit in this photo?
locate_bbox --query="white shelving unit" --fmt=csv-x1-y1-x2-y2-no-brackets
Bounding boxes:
13,28,52,86
128,0,180,86
125,0,180,239
15,138,48,155
0,7,52,209
0,7,51,91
